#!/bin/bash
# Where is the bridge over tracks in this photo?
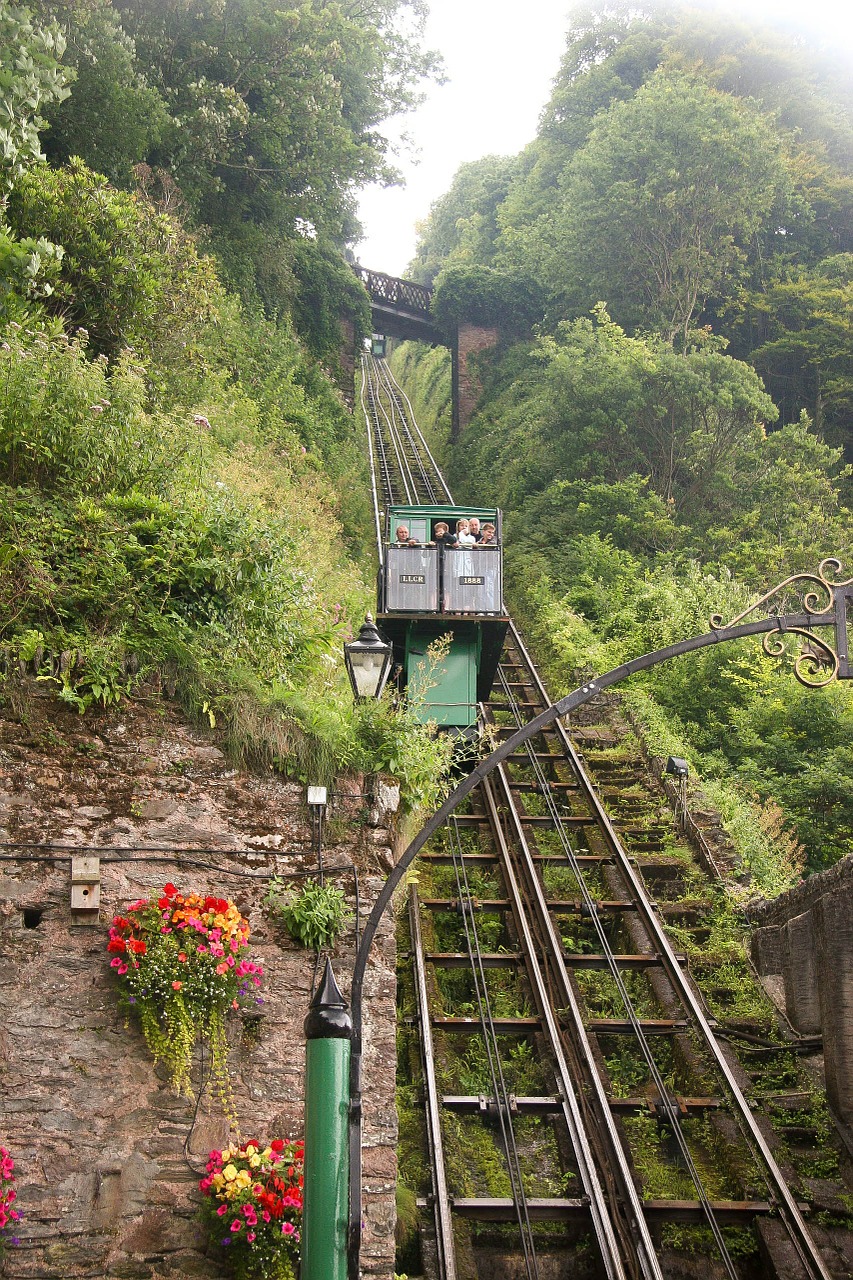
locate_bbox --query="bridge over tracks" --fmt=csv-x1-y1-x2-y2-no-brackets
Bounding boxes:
353,266,443,345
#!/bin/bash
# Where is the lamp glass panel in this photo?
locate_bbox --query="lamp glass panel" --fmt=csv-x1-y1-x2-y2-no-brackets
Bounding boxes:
350,650,385,699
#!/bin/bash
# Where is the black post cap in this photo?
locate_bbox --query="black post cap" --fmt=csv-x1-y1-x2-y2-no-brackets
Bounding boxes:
304,957,353,1040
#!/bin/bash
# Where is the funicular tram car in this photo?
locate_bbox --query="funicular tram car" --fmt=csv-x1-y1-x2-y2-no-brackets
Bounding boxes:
377,504,509,736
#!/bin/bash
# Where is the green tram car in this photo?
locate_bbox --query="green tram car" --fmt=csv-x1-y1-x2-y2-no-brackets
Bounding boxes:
377,504,509,735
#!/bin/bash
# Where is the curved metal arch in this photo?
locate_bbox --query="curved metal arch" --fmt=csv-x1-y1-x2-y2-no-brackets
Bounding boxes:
348,599,849,1280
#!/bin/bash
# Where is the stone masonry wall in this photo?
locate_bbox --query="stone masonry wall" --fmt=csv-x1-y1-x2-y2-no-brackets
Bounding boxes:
748,855,853,1126
0,686,399,1279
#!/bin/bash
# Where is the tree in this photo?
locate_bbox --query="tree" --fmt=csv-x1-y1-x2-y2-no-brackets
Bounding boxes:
40,6,168,188
409,155,519,284
746,256,853,450
0,3,72,319
7,159,220,365
533,69,791,346
0,1,71,189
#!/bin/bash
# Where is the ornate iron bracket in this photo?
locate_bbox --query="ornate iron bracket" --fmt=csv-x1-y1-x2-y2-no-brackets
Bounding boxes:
710,558,851,687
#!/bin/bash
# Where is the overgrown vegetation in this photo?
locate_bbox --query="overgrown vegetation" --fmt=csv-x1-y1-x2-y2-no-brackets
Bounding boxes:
265,878,352,950
0,0,453,809
395,0,852,881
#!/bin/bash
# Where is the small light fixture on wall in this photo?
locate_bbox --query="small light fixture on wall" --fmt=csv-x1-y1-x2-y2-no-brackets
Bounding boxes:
307,785,328,880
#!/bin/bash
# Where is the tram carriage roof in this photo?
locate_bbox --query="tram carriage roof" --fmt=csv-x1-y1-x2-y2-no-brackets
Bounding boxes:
387,503,499,527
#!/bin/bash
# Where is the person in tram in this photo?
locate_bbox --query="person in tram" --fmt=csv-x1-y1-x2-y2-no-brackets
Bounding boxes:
394,524,420,547
478,523,497,545
468,516,483,543
429,521,458,549
456,518,476,546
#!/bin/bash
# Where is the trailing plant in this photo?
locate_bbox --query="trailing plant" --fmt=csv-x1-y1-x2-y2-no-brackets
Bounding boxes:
107,882,264,1115
0,1146,21,1258
199,1137,303,1280
265,877,352,950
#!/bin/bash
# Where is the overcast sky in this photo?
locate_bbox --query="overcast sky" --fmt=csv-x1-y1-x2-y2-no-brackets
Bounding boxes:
354,0,853,278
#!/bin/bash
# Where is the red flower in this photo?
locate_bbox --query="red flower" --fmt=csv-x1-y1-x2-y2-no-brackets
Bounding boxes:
158,897,171,909
163,883,178,898
127,938,147,955
205,896,218,909
270,1139,284,1153
107,938,126,953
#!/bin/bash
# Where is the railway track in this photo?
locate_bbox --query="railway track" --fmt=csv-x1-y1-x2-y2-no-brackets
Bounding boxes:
360,353,841,1280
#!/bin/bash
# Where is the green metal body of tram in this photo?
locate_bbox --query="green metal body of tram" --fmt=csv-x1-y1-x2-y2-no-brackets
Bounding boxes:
377,504,509,734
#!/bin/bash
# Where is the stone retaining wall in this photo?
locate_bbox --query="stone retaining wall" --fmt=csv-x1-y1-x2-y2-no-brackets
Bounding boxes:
748,855,853,1125
0,688,399,1279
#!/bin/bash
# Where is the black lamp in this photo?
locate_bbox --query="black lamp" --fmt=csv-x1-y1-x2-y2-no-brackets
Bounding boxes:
665,756,690,779
343,614,393,701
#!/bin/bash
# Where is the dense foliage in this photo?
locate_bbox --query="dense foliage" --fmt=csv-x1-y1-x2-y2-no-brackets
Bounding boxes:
398,0,852,883
0,0,451,809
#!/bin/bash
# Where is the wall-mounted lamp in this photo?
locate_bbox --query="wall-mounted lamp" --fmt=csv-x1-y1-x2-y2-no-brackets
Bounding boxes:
343,615,393,702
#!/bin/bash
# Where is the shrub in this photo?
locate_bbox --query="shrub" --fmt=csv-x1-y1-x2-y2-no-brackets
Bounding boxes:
265,878,352,950
6,159,221,365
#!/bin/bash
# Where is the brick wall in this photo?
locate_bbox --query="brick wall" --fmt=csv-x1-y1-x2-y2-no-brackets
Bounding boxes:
452,323,499,439
0,689,399,1279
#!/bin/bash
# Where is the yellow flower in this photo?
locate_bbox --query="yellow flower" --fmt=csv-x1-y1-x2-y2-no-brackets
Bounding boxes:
212,1173,225,1191
223,1164,238,1182
236,1170,252,1188
249,1154,261,1169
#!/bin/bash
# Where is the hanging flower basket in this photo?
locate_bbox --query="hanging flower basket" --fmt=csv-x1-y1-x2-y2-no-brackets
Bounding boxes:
107,883,264,1114
0,1146,21,1258
199,1138,304,1280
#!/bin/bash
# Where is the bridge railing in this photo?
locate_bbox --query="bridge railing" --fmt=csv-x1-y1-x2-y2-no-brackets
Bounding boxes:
354,266,433,318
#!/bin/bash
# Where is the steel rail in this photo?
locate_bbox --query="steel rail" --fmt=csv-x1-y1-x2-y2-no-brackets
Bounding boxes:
353,358,835,1280
476,773,635,1280
500,624,834,1280
364,354,415,503
359,356,386,566
446,815,541,1280
375,359,439,503
408,884,458,1280
364,366,396,508
486,749,664,1280
375,357,452,502
490,665,740,1280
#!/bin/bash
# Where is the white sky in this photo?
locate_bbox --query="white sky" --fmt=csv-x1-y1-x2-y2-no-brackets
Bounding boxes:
354,0,853,278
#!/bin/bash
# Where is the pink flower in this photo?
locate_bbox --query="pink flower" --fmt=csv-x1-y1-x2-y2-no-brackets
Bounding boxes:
282,1222,296,1236
231,1220,242,1232
216,1205,228,1217
247,1231,256,1242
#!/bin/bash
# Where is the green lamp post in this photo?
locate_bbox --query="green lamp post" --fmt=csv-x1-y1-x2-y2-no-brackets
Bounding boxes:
302,959,352,1280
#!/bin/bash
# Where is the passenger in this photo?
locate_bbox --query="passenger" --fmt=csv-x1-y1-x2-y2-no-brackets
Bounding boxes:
479,522,497,545
468,516,482,543
429,520,458,549
394,524,420,547
456,518,476,547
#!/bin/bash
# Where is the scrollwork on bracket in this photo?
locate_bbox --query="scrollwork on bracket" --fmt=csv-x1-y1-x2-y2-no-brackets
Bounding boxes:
709,558,850,688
